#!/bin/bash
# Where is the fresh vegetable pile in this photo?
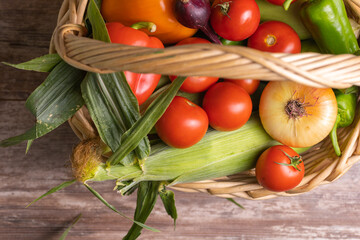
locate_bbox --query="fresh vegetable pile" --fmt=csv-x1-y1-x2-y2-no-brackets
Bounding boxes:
1,0,360,239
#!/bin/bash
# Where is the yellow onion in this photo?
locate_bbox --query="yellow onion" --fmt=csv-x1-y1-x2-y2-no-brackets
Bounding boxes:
259,81,338,148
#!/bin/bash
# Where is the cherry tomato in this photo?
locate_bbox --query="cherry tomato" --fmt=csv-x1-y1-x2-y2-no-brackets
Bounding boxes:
106,22,164,105
255,145,305,192
155,96,209,148
210,0,260,41
223,79,260,95
247,21,301,54
202,82,252,131
169,37,219,93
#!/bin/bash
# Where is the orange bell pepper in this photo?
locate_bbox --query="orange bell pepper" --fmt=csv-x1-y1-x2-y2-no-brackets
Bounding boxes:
101,0,198,44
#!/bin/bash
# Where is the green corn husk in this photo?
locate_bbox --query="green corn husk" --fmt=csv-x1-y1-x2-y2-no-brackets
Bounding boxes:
73,113,278,191
139,114,275,185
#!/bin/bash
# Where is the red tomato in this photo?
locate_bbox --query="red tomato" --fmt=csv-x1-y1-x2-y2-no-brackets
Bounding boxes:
210,0,260,41
106,22,164,105
255,145,305,192
155,96,209,148
223,79,260,95
170,37,219,93
247,21,301,53
202,82,252,131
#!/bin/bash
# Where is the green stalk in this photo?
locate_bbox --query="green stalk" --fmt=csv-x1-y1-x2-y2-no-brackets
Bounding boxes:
330,115,342,156
123,181,161,240
90,164,143,182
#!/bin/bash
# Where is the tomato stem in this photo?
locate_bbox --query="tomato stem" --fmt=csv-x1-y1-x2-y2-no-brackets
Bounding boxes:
214,2,232,19
275,150,303,171
283,0,295,11
131,22,157,33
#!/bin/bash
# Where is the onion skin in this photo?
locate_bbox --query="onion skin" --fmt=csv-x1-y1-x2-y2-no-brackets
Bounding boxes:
259,81,338,148
174,0,222,44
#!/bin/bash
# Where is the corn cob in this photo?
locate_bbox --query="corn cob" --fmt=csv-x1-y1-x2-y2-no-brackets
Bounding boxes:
72,113,278,193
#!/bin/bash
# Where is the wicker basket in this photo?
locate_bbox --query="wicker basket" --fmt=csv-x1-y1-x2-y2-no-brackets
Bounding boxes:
51,0,360,200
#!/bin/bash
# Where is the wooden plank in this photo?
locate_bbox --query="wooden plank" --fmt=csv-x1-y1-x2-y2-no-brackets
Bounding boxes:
0,0,63,100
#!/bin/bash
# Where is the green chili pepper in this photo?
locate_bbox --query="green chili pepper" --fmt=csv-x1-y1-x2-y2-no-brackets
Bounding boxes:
330,86,358,156
300,0,359,54
300,0,359,155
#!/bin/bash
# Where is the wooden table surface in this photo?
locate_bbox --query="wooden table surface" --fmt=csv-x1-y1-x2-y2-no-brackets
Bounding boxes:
1,1,360,239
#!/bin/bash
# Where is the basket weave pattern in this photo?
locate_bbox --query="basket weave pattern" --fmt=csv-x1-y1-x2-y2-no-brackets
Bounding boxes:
52,0,360,200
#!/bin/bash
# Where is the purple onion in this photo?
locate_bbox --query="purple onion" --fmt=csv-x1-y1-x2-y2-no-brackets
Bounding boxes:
174,0,222,44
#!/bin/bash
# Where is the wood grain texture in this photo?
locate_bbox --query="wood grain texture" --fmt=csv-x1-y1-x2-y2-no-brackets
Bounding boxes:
1,0,360,239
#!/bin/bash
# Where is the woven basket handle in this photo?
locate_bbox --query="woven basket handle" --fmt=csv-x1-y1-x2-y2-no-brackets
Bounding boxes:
50,0,360,89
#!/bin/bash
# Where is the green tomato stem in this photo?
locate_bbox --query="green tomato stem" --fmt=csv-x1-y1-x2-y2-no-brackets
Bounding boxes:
283,0,294,11
130,22,157,33
214,2,232,18
275,150,303,171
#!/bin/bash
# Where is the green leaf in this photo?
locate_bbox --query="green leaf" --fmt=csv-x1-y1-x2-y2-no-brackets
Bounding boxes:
81,72,151,165
1,61,86,147
59,213,82,240
86,0,152,165
226,198,245,209
93,0,102,9
81,73,127,153
87,0,110,42
159,188,178,228
1,127,36,147
108,76,187,165
26,179,76,208
25,61,85,118
96,72,150,161
2,54,62,72
155,75,171,91
123,181,161,240
26,140,34,154
84,183,160,232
